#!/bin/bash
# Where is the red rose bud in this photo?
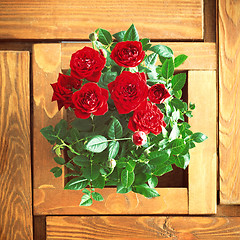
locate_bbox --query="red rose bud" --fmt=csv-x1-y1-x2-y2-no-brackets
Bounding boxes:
132,131,147,146
128,101,166,135
148,84,171,104
72,82,108,119
108,71,148,114
70,47,106,83
110,41,145,68
51,73,82,111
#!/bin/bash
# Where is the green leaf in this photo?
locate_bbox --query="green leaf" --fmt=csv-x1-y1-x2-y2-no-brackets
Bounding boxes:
121,169,135,188
148,175,158,188
173,90,182,99
168,139,186,155
171,98,185,110
108,117,123,139
162,58,174,79
117,183,132,193
140,38,151,51
98,28,112,45
55,119,68,140
92,192,104,201
145,53,158,68
65,162,75,171
64,177,88,190
54,157,65,165
150,45,173,58
50,167,62,178
73,155,89,167
191,132,208,143
82,163,100,181
185,111,193,118
79,194,93,206
113,31,126,42
134,184,160,198
124,24,139,41
91,175,105,189
108,141,119,159
174,54,188,68
171,73,186,91
189,102,196,110
66,68,71,76
85,135,108,153
169,123,180,141
153,164,173,176
149,151,170,165
71,118,92,132
134,173,148,185
40,125,56,144
82,188,91,195
98,71,117,89
126,160,136,172
175,153,190,169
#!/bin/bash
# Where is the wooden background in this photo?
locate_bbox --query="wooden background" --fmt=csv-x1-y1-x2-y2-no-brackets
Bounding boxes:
0,0,240,239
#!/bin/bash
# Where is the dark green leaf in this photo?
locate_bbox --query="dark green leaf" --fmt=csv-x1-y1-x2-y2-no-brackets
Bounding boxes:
117,182,132,193
85,135,108,153
82,164,100,180
171,98,185,110
134,173,148,185
91,175,105,189
65,162,75,171
79,194,93,206
149,151,170,165
173,89,182,99
98,71,117,89
64,177,88,190
113,31,126,42
121,169,135,188
108,141,119,159
148,175,158,188
124,24,139,41
55,119,68,139
162,58,174,79
145,53,158,68
73,155,89,167
150,45,173,58
98,28,112,45
54,157,65,165
126,159,136,172
50,167,62,178
71,118,92,132
153,164,173,176
40,125,56,144
171,73,186,91
92,192,104,201
108,117,123,139
191,132,208,143
134,184,160,198
174,54,188,68
66,68,71,76
168,139,186,154
189,102,196,110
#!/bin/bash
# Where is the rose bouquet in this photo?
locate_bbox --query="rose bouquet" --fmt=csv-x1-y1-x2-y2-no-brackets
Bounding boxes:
41,24,207,206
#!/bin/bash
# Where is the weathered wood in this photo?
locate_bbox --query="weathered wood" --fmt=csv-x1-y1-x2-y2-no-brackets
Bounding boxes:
0,42,32,52
34,188,188,215
204,0,216,42
217,205,240,217
34,216,46,240
188,71,217,214
61,42,216,71
0,51,32,239
219,0,240,204
46,216,240,240
32,44,65,189
0,0,203,40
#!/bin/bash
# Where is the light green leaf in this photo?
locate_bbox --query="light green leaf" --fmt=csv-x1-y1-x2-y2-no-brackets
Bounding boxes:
85,135,108,153
145,53,158,68
108,141,119,159
150,45,173,58
148,175,158,188
134,184,160,198
169,123,180,141
108,117,123,139
191,132,208,143
64,177,88,190
149,151,170,165
124,24,139,41
162,58,174,79
168,139,186,154
174,54,188,68
92,192,104,201
117,183,132,193
98,28,112,45
113,31,126,42
79,194,93,206
171,73,186,91
121,169,135,188
171,98,185,110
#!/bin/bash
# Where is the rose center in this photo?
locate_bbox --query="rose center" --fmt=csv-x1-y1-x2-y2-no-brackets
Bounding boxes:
121,47,138,60
83,91,98,108
77,57,95,70
122,84,137,98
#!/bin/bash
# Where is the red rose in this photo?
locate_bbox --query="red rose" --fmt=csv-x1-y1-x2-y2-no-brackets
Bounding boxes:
70,47,106,83
51,73,82,110
72,82,108,119
110,41,145,67
148,84,171,104
128,101,166,135
132,131,147,146
108,71,148,114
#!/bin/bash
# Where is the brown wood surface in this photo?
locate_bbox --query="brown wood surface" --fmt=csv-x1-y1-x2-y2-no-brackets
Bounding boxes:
0,51,32,239
46,216,240,240
188,71,217,214
0,0,203,40
34,188,188,215
204,0,216,42
219,0,240,204
34,216,46,240
61,42,217,71
32,44,65,189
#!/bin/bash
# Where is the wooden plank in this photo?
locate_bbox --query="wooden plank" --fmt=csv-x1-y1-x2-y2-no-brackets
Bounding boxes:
0,0,203,40
0,51,32,239
0,42,32,52
46,216,240,240
32,44,65,189
204,0,216,42
217,205,240,217
34,216,46,240
219,0,240,204
33,188,188,215
61,42,216,71
188,71,217,214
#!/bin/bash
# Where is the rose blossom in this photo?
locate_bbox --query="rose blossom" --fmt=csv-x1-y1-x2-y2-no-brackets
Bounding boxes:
110,41,145,67
148,84,171,104
51,73,82,110
128,101,166,135
108,71,148,114
132,131,147,146
70,47,106,82
72,82,108,119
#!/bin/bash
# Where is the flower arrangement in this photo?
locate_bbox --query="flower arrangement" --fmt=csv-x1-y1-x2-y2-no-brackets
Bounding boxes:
41,24,207,206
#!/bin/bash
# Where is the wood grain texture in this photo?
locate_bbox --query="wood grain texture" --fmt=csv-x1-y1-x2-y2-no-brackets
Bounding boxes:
46,216,240,240
32,44,65,189
34,216,46,240
0,51,32,239
219,0,240,204
204,0,216,42
34,188,188,215
188,71,217,214
0,0,203,40
217,205,240,217
61,42,216,71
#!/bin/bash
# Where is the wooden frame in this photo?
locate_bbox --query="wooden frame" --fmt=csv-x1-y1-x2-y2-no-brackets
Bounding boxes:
32,42,217,215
